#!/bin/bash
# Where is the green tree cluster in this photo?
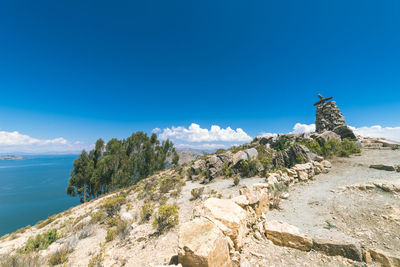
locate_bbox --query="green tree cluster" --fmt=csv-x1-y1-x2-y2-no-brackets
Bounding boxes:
67,132,178,202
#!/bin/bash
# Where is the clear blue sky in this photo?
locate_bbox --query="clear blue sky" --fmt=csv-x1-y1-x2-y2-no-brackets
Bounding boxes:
0,0,399,151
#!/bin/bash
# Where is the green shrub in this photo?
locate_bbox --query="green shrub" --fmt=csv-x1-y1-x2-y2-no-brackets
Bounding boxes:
140,203,154,223
338,138,361,157
236,159,259,177
105,228,118,242
20,229,58,253
91,211,106,224
233,177,240,186
296,139,322,155
274,136,291,151
36,215,56,229
0,254,41,266
222,162,234,177
116,218,129,240
159,175,182,194
190,187,204,201
152,204,179,233
48,248,69,266
268,183,288,210
102,196,126,216
88,251,104,267
257,146,274,172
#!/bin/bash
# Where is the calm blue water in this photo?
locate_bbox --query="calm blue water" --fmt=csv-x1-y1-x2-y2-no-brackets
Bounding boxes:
0,155,79,236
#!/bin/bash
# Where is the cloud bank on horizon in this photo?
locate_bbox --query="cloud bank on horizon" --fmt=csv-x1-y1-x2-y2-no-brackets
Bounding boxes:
1,122,399,154
156,122,400,151
0,130,92,154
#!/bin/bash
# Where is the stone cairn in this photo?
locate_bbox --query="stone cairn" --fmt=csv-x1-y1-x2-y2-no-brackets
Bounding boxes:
314,94,356,139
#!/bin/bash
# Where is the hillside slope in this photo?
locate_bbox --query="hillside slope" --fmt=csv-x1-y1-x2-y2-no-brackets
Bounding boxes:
0,133,399,267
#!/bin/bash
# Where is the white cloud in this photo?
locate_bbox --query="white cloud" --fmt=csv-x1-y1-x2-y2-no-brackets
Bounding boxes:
158,123,252,143
152,128,161,134
351,125,400,141
291,123,316,134
0,130,90,154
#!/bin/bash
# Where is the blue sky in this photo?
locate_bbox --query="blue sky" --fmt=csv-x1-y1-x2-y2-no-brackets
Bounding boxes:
0,0,400,152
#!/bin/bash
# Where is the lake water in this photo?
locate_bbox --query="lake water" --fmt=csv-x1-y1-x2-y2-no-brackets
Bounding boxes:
0,155,79,236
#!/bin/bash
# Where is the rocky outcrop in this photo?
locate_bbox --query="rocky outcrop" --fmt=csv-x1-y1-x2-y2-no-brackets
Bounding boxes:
369,248,400,267
195,198,247,250
238,183,269,217
273,144,312,168
264,220,313,251
315,101,356,139
266,160,331,187
369,164,399,172
312,237,362,261
178,217,232,267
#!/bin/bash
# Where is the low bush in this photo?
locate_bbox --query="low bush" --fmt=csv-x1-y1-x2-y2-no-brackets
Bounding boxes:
236,159,259,178
268,183,288,210
0,254,41,266
88,251,104,267
116,218,129,240
222,162,234,178
105,228,118,242
233,177,240,186
91,211,106,224
140,203,154,223
338,138,361,157
20,229,58,253
48,247,69,266
102,196,126,216
190,187,204,201
152,204,179,233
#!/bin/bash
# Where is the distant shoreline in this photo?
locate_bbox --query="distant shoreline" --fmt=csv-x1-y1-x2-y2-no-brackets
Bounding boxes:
0,155,25,160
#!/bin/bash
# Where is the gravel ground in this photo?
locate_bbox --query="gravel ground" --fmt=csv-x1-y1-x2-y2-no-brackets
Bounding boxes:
266,149,400,258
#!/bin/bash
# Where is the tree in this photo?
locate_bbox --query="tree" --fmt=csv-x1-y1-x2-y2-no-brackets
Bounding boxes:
66,150,94,202
172,150,179,166
67,132,176,201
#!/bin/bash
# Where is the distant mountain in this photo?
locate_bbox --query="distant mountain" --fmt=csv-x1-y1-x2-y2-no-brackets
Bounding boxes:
0,155,25,160
176,149,205,165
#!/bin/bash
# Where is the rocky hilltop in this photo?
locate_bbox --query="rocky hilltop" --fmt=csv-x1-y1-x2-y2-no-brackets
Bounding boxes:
0,96,399,267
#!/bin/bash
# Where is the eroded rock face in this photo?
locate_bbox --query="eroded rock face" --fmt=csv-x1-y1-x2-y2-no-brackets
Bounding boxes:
264,220,313,251
312,237,362,261
369,248,400,267
178,217,232,267
273,144,312,168
239,183,269,217
195,198,247,250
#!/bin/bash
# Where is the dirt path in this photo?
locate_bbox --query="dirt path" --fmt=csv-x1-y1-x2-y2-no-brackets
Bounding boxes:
266,149,400,257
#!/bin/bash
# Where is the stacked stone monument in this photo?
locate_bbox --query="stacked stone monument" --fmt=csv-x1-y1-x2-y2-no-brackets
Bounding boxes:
314,94,356,139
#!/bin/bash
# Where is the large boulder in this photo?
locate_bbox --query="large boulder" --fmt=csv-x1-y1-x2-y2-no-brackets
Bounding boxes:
333,125,356,140
195,198,247,250
207,155,223,170
317,131,342,144
192,160,206,174
244,148,258,160
239,183,269,217
273,144,312,168
232,151,249,167
218,151,234,164
264,220,313,251
312,237,362,261
178,217,232,267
